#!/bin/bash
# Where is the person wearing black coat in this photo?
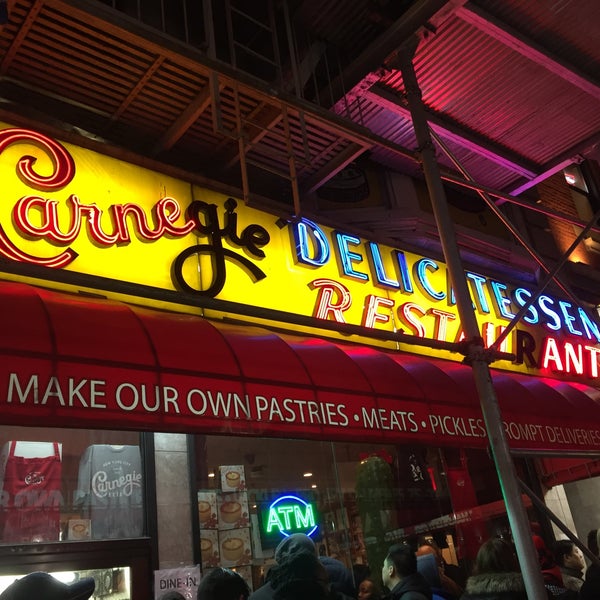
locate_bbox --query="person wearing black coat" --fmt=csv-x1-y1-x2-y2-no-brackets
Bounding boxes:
580,528,600,600
249,533,319,600
382,544,432,600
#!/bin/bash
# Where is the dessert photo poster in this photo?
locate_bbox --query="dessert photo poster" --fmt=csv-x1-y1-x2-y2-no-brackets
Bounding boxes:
217,491,249,530
218,527,252,568
220,465,246,492
199,529,219,568
197,491,218,529
197,465,253,571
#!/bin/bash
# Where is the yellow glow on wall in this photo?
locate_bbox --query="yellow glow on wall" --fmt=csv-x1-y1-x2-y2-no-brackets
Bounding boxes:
0,123,598,381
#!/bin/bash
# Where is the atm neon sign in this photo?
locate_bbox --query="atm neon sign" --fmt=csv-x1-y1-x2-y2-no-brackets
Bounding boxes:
265,495,318,538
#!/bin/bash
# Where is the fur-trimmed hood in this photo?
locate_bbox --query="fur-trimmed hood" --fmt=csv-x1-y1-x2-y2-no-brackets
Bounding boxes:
464,572,525,594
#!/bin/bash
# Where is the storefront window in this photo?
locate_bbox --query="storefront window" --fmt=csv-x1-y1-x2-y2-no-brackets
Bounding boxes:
192,435,538,593
0,426,146,545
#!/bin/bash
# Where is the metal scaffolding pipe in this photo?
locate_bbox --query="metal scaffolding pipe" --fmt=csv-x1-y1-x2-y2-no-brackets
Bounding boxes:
398,44,548,600
441,172,600,237
430,129,579,304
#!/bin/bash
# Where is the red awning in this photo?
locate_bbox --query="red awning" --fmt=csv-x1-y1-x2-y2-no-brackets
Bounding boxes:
1,280,599,452
540,457,600,487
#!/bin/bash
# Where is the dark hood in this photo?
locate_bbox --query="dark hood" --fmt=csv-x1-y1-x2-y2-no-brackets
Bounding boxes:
319,557,355,597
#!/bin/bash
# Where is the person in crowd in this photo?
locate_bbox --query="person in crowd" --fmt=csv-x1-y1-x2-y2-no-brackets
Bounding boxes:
580,529,600,600
382,543,432,600
161,593,186,600
249,533,318,600
270,549,331,600
533,534,577,599
353,564,372,590
416,542,462,599
417,552,456,600
459,537,527,600
553,539,585,592
197,568,250,600
417,537,466,589
319,555,356,599
0,571,95,600
358,577,382,600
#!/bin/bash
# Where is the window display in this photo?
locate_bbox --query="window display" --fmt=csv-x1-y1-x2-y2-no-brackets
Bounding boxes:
74,445,143,539
0,441,62,543
192,436,537,592
0,427,145,545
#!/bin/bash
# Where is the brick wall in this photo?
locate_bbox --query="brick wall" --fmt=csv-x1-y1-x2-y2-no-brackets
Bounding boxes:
536,173,600,270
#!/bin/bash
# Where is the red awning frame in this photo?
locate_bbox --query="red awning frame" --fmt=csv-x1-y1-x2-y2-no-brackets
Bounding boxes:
0,280,599,452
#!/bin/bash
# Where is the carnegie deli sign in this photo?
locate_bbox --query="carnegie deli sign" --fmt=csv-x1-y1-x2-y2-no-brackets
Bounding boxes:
0,125,599,381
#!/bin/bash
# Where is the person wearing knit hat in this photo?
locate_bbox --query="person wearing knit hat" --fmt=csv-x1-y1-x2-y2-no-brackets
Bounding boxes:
0,572,95,600
249,534,319,600
274,533,317,563
319,556,355,600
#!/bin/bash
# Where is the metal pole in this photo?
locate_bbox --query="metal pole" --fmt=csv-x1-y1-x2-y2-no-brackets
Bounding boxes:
429,127,599,349
398,44,548,599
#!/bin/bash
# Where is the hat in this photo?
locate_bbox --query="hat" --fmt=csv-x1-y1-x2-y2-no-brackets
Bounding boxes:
0,572,95,600
159,592,186,600
274,533,317,563
319,556,355,597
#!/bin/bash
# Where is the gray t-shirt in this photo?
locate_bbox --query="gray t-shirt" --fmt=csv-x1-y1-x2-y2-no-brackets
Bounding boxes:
74,445,143,539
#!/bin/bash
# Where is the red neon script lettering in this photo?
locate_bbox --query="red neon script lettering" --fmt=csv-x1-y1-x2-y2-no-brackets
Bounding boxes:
0,128,77,267
0,128,196,266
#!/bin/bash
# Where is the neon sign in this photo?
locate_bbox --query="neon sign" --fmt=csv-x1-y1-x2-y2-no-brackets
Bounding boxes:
0,127,270,295
0,124,598,382
264,494,318,538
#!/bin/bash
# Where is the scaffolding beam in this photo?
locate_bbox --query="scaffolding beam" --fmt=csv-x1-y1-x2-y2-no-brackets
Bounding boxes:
398,42,548,600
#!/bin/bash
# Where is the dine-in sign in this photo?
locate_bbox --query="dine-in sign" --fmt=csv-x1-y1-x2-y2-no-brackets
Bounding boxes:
0,124,598,381
263,495,318,539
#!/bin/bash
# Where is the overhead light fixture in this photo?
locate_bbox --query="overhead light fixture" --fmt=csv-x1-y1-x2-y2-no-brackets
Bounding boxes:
311,484,317,489
208,472,215,478
303,472,313,478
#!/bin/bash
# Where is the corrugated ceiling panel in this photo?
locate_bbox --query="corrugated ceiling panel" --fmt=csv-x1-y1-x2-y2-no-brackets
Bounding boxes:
475,0,600,75
381,15,600,165
355,96,523,190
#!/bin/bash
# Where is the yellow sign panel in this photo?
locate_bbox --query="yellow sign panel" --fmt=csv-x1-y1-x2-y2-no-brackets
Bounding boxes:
0,124,598,381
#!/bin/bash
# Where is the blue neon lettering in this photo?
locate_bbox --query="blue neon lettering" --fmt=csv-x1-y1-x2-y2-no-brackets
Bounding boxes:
335,232,368,281
368,242,399,288
292,218,330,266
465,272,490,313
578,307,600,342
558,301,582,336
512,288,539,324
394,250,414,293
490,281,515,319
415,258,445,301
538,295,561,331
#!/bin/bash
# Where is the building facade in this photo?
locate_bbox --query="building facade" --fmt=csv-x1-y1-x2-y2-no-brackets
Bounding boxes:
0,1,599,598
